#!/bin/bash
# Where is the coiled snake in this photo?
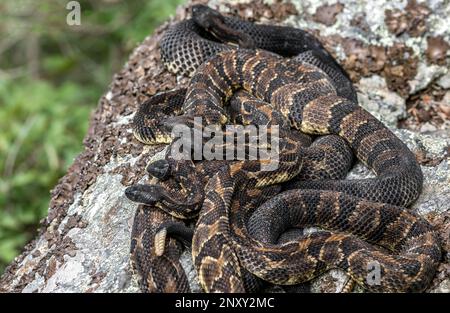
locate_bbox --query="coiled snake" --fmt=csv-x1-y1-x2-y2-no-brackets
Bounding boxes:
125,5,441,293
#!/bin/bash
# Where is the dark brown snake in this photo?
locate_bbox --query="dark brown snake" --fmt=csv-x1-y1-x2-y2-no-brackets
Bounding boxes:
125,5,441,293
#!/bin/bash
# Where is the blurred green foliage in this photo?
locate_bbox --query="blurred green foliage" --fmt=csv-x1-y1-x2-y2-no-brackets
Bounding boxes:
0,0,183,274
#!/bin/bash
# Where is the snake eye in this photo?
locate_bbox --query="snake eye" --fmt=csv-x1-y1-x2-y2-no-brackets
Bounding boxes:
147,159,170,179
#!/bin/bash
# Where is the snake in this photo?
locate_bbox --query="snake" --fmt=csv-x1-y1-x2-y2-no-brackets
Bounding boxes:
129,204,191,292
132,4,358,146
125,5,441,292
127,89,354,292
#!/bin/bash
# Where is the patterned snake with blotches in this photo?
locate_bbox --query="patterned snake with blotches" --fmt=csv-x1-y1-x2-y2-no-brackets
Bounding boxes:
125,5,441,293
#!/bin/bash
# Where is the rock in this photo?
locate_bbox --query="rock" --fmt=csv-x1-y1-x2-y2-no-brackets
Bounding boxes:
409,62,448,94
313,3,345,26
426,36,450,65
357,75,406,127
431,278,450,293
442,91,450,105
437,72,450,89
385,0,430,37
420,122,437,133
311,269,349,293
0,0,448,293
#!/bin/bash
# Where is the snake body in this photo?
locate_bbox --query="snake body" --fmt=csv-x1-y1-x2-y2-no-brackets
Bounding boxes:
178,48,423,206
129,204,190,292
160,5,357,102
126,5,440,293
195,167,440,292
128,89,355,292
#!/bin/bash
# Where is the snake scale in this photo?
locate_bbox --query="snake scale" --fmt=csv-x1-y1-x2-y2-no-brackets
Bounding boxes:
125,5,441,293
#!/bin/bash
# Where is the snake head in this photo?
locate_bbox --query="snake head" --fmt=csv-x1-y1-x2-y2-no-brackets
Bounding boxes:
125,184,163,205
191,4,255,49
191,5,224,29
147,159,170,179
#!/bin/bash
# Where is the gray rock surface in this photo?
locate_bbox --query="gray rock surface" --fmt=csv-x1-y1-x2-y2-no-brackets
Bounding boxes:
0,0,448,293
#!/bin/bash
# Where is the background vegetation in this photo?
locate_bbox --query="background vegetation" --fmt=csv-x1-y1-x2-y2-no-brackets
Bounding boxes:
0,0,183,274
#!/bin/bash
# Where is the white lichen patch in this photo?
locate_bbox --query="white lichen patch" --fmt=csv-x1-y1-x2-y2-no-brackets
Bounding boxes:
310,269,349,293
357,75,407,127
416,160,450,215
20,167,141,293
409,62,448,94
111,111,135,128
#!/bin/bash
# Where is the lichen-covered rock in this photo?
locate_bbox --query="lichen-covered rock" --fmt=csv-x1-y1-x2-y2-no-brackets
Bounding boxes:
357,75,407,127
0,0,448,293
